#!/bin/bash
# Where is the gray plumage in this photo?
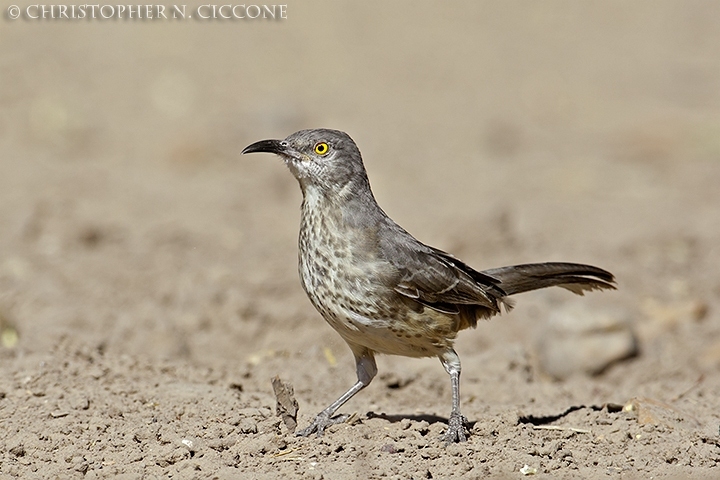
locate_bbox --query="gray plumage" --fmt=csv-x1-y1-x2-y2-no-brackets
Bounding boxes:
242,128,615,443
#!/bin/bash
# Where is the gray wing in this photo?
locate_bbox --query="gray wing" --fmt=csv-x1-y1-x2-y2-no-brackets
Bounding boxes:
373,217,614,321
378,222,507,315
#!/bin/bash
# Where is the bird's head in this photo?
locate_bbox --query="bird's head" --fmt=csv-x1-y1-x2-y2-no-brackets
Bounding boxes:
242,129,370,194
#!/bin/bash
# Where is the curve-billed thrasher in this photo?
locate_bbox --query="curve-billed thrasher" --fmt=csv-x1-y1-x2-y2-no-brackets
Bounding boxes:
242,129,615,443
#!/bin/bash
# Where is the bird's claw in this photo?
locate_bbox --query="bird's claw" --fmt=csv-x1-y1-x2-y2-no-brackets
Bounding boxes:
296,412,349,438
441,412,469,444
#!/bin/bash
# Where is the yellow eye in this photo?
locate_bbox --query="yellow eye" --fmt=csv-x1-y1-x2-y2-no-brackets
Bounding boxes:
314,142,330,156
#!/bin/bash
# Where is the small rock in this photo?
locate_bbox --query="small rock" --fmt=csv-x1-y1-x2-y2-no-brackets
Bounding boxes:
70,395,90,410
181,437,202,452
536,305,637,379
9,444,25,457
275,436,288,450
380,443,398,453
239,418,258,434
411,420,431,438
271,376,298,433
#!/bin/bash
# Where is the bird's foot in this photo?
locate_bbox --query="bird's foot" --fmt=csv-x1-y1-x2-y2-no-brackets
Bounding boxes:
441,412,469,444
296,411,349,438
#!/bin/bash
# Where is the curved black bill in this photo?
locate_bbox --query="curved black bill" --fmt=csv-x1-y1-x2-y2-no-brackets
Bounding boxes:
242,139,286,155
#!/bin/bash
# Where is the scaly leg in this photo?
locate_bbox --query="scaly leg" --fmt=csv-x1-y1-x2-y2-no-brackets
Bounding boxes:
440,349,469,443
297,346,377,437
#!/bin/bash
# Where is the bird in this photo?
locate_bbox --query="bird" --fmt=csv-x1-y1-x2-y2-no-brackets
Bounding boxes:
242,129,615,443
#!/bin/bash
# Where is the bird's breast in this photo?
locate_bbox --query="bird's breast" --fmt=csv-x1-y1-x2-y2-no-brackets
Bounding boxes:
298,192,388,319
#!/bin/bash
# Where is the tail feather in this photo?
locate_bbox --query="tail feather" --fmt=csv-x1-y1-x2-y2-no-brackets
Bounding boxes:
482,262,616,297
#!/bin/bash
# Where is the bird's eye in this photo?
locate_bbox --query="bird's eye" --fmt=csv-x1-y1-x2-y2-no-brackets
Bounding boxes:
314,142,330,156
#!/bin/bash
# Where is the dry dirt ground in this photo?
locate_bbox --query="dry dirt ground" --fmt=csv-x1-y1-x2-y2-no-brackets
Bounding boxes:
2,2,720,478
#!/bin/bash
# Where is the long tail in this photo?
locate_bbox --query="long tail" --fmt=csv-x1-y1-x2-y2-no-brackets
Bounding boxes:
482,262,616,297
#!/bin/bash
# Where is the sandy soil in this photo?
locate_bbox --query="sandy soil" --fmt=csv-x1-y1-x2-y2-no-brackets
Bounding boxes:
1,1,720,478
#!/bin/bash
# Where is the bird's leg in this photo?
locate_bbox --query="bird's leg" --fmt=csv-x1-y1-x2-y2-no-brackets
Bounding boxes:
297,347,377,437
440,349,469,443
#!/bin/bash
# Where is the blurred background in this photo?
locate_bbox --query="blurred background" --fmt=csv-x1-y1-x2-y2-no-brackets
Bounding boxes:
1,1,719,383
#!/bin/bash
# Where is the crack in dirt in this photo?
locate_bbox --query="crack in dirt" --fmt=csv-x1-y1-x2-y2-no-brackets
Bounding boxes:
517,403,625,426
